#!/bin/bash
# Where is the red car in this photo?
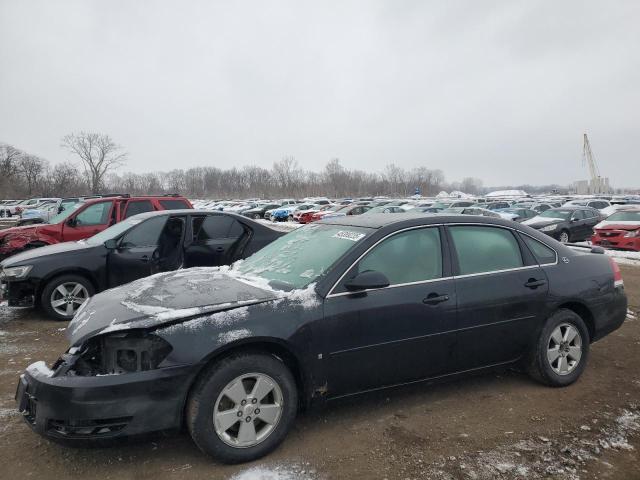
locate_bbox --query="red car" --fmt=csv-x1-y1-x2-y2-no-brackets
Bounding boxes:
591,209,640,251
309,205,349,222
0,195,192,260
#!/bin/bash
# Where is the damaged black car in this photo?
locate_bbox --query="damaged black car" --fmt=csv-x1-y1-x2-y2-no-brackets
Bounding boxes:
16,214,628,463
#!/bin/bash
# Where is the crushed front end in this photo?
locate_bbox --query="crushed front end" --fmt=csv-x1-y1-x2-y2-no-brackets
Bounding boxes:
15,330,196,442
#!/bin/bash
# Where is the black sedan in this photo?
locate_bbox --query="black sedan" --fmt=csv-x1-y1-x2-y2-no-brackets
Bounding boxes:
522,206,601,243
16,214,627,463
0,210,283,320
241,203,282,220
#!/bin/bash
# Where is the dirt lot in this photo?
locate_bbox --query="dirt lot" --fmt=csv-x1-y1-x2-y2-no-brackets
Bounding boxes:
1,266,639,480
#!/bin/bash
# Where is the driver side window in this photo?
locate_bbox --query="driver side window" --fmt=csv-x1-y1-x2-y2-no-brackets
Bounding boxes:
354,227,443,286
74,202,112,226
120,216,167,248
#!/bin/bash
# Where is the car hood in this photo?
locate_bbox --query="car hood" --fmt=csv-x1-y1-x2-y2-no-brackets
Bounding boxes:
595,221,640,230
0,224,39,239
522,216,565,228
66,268,281,346
1,240,95,267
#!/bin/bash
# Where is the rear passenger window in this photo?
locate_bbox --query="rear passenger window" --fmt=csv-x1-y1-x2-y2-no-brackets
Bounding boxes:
159,199,190,210
522,235,557,265
356,228,442,286
450,226,523,275
124,200,154,219
193,216,245,241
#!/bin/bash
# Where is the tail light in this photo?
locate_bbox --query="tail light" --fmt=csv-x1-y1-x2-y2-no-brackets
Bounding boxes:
610,257,623,287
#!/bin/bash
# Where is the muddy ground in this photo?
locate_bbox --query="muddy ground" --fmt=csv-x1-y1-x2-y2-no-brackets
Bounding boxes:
1,266,639,480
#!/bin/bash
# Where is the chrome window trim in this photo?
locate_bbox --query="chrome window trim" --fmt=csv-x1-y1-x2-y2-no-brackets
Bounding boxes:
325,221,559,299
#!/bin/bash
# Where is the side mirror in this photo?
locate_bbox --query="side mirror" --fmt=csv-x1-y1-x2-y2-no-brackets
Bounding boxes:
344,270,390,291
67,217,77,227
104,239,118,249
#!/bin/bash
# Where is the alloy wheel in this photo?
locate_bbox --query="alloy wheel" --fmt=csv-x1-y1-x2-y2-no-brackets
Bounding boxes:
50,282,89,317
547,322,582,375
559,231,569,243
213,373,283,448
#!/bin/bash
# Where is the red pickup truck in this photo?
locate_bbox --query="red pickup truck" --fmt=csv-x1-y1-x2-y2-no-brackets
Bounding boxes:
0,195,192,260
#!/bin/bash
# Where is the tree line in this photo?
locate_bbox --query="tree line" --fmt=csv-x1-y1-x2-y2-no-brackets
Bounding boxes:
1,134,569,200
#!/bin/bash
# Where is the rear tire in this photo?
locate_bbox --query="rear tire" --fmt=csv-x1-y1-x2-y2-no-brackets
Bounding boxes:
253,214,261,219
187,352,298,464
528,309,589,387
41,274,94,321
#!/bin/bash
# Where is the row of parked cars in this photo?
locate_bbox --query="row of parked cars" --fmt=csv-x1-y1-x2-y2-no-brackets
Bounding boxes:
192,195,640,251
5,194,628,464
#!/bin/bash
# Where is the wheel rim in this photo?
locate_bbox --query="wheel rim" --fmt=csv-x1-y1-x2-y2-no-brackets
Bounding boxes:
253,214,260,219
560,231,569,243
547,322,583,375
213,372,283,448
50,282,89,317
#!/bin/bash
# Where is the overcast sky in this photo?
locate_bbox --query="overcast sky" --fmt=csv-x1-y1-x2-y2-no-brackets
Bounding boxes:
1,0,639,187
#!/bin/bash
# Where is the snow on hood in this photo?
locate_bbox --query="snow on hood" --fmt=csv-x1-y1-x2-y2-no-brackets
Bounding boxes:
66,266,320,346
522,216,564,226
595,220,640,229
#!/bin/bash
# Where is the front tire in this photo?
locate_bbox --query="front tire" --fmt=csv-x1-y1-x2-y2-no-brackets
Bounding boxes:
529,309,589,387
41,274,94,321
187,352,298,464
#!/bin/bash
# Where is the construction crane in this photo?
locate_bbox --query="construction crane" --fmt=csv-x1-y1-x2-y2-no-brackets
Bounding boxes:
582,133,608,194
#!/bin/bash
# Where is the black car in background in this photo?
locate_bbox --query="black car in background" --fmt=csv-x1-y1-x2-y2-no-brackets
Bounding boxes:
0,210,283,320
522,206,601,243
242,203,282,220
16,214,627,463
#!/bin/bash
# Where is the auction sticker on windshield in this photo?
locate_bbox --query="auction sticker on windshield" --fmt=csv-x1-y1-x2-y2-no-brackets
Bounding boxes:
333,231,366,242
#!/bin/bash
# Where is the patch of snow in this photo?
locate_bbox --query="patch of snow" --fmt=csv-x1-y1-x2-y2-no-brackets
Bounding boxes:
230,464,317,480
218,328,252,343
0,408,18,419
27,360,53,378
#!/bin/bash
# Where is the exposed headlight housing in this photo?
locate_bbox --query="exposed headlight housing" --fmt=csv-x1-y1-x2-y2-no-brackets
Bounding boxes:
65,332,173,376
0,265,33,280
624,229,639,238
539,224,558,232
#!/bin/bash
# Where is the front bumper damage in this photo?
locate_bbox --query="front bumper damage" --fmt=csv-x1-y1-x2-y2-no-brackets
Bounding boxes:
1,280,36,307
15,340,197,442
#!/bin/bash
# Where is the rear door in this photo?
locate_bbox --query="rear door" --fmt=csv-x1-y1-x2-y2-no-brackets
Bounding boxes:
321,226,458,396
448,224,549,371
62,200,115,241
184,215,249,267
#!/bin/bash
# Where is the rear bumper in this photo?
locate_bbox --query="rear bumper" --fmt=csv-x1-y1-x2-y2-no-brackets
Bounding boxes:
16,361,196,442
591,233,640,251
591,286,628,342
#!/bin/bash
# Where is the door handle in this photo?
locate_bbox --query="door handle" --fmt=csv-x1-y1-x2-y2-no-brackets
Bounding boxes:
423,293,450,305
214,247,225,253
524,278,546,289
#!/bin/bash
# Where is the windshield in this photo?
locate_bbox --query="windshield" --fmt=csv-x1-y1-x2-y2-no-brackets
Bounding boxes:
235,223,370,289
85,217,145,245
539,209,572,220
607,211,640,222
48,202,84,224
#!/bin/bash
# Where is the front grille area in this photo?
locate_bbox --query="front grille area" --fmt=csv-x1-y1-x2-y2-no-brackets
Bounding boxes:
47,417,132,437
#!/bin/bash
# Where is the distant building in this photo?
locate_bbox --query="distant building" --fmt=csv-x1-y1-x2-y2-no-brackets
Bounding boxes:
573,177,611,195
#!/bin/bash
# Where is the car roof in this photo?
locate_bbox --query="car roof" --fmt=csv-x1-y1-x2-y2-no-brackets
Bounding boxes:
319,212,526,230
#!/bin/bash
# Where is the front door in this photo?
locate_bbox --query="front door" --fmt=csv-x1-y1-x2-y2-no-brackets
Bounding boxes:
62,200,115,241
319,226,458,397
446,225,549,371
107,216,168,286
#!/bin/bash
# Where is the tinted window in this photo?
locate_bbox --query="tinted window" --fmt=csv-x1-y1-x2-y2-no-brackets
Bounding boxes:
120,216,167,247
74,202,112,226
522,235,556,264
159,199,190,210
194,216,244,240
124,200,154,219
572,210,585,220
450,226,523,275
357,228,442,285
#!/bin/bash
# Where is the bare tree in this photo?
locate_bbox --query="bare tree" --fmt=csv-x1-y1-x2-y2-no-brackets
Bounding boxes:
18,155,47,196
61,132,127,194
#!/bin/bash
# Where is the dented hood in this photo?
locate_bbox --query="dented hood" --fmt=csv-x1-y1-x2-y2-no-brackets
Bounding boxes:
67,268,279,346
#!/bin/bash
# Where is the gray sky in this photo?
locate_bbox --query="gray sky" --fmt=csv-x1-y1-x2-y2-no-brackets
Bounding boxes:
1,0,639,187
